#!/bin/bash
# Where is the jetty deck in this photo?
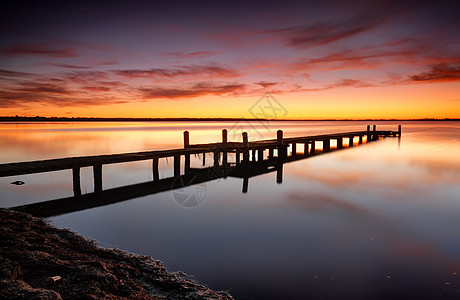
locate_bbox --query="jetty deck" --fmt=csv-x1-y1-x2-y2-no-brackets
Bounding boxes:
1,125,401,217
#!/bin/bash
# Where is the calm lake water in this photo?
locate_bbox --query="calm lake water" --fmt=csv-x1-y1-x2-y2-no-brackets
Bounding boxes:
1,120,460,299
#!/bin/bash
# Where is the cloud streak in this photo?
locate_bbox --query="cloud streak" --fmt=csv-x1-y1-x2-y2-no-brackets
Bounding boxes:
113,64,240,79
162,51,221,59
262,1,409,48
0,42,78,58
140,82,246,99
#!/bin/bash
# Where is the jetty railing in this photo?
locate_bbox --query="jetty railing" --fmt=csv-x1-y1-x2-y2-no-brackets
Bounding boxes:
1,125,401,217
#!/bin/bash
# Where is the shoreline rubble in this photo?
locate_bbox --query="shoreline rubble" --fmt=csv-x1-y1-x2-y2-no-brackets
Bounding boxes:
0,208,233,299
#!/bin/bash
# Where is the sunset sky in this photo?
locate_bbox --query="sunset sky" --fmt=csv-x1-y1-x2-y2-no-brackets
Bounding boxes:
1,0,459,119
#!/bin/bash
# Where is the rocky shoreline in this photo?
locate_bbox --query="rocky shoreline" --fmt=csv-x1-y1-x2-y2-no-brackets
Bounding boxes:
0,208,233,299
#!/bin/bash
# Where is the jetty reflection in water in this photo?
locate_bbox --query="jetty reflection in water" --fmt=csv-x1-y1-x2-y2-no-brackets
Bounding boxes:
12,133,384,218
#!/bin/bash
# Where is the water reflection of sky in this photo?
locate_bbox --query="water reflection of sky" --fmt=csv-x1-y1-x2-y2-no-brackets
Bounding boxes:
1,121,460,299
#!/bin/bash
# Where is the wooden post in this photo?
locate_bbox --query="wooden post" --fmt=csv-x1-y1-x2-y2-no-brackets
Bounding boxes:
323,139,330,152
222,129,227,144
93,164,102,193
174,155,180,177
311,140,316,154
304,142,308,156
398,125,402,137
373,125,376,131
202,153,206,166
292,143,297,156
359,135,363,144
185,154,190,173
235,150,240,165
367,125,370,131
72,167,81,197
183,131,189,148
277,130,284,158
372,125,377,140
242,132,249,162
223,150,228,167
258,149,264,162
349,136,354,147
152,158,159,181
213,150,219,167
337,137,343,149
269,148,274,159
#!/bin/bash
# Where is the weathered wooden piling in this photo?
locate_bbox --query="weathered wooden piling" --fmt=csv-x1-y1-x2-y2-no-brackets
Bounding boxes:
277,130,284,158
242,132,249,162
337,137,343,149
174,155,180,177
398,125,402,136
222,129,227,144
72,167,81,197
311,140,316,154
152,158,159,181
183,131,190,148
349,136,354,147
258,149,264,161
304,142,308,156
323,139,330,152
292,143,297,156
93,164,102,193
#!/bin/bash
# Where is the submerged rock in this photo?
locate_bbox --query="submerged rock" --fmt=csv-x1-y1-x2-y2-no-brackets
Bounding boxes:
0,208,232,299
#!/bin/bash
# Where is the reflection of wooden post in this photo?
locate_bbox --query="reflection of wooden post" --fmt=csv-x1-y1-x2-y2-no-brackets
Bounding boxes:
311,141,315,154
242,177,249,193
304,142,308,156
174,155,180,177
72,167,81,197
258,149,263,162
292,143,296,156
183,131,189,148
277,130,283,158
93,164,102,193
222,129,227,144
152,158,159,181
337,137,343,149
276,162,283,184
242,132,249,163
323,139,330,152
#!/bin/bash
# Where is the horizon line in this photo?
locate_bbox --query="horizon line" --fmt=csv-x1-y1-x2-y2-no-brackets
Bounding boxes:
1,116,459,122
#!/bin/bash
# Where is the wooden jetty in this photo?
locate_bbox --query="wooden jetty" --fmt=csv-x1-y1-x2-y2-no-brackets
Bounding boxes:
1,125,401,217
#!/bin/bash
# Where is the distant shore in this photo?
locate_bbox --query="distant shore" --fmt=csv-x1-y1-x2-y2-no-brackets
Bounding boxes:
0,116,459,122
0,208,232,299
